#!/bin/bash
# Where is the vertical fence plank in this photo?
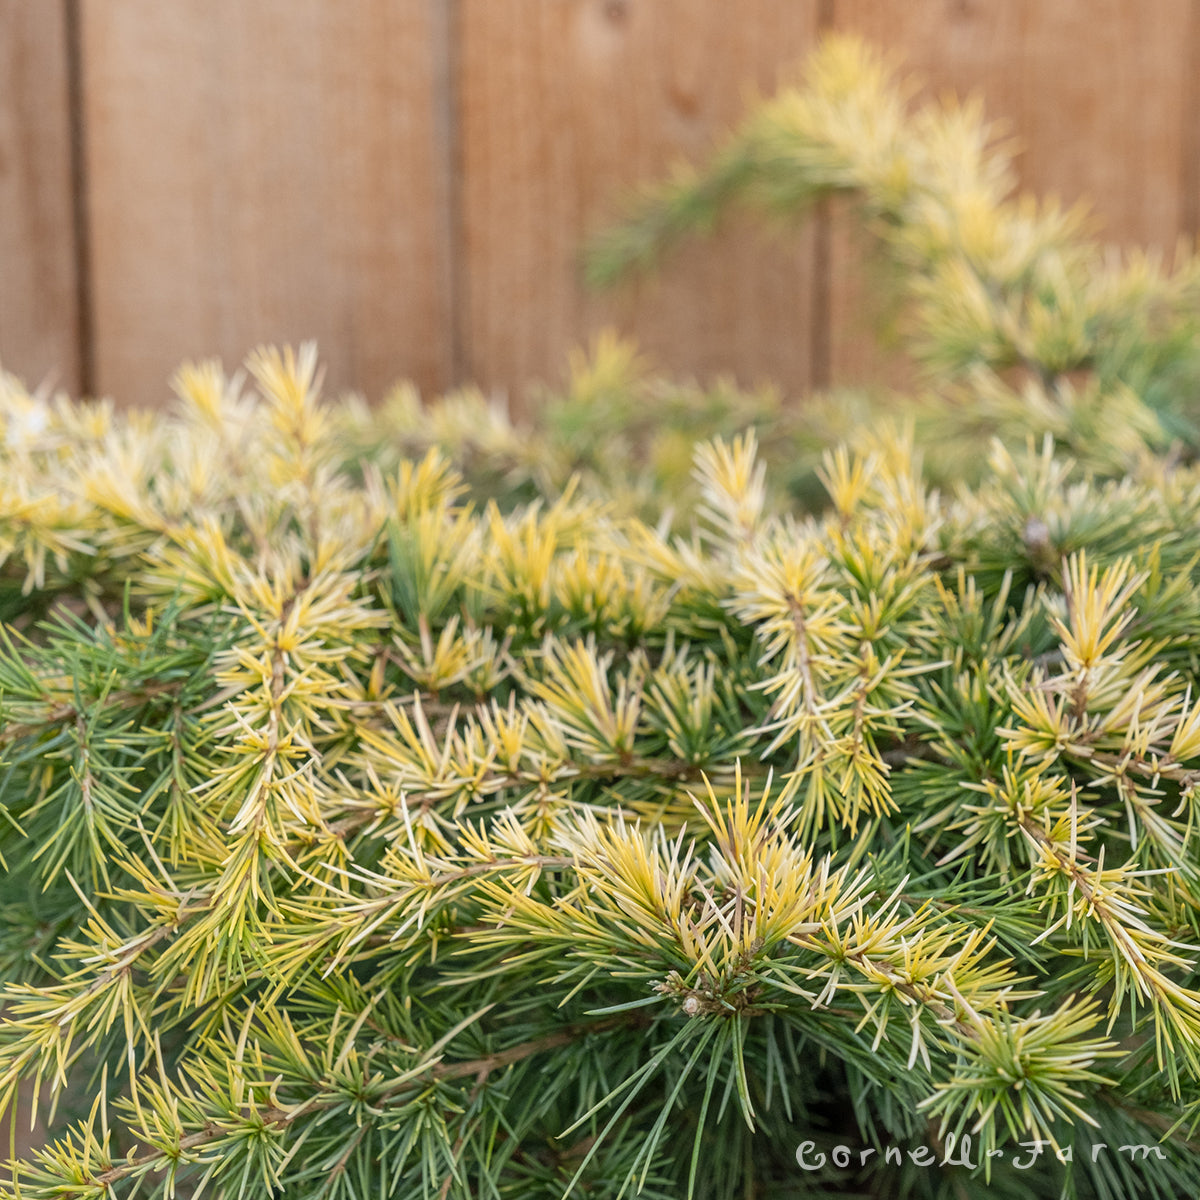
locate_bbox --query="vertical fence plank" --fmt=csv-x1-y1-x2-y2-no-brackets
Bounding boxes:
0,1,80,393
79,0,453,407
827,0,1194,390
7,2,1196,409
458,0,822,407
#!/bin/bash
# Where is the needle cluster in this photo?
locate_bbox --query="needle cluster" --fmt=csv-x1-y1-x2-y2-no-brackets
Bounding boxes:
0,339,1199,1199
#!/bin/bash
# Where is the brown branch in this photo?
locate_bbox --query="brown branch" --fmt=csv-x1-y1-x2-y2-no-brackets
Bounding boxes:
1016,814,1194,1007
784,591,820,722
82,1013,647,1192
0,679,184,747
432,1015,636,1083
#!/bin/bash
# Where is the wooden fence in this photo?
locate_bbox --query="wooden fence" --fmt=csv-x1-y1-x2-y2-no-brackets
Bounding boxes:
1,0,1196,409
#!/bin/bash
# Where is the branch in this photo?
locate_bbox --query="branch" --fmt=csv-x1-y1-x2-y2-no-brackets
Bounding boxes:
83,1013,649,1192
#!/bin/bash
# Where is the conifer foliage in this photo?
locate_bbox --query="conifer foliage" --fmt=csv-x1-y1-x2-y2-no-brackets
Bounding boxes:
3,37,1200,1200
589,36,1200,479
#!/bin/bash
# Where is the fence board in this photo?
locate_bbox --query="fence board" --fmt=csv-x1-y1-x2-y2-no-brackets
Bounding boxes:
828,0,1195,390
6,2,1200,409
79,0,453,408
457,0,822,406
0,0,79,394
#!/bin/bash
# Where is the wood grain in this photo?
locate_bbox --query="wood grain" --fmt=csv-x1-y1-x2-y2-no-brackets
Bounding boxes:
457,0,822,408
828,0,1195,390
0,0,80,394
6,1,1200,409
79,0,453,407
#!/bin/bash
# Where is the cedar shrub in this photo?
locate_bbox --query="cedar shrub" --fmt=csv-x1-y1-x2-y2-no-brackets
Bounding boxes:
1,34,1200,1200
